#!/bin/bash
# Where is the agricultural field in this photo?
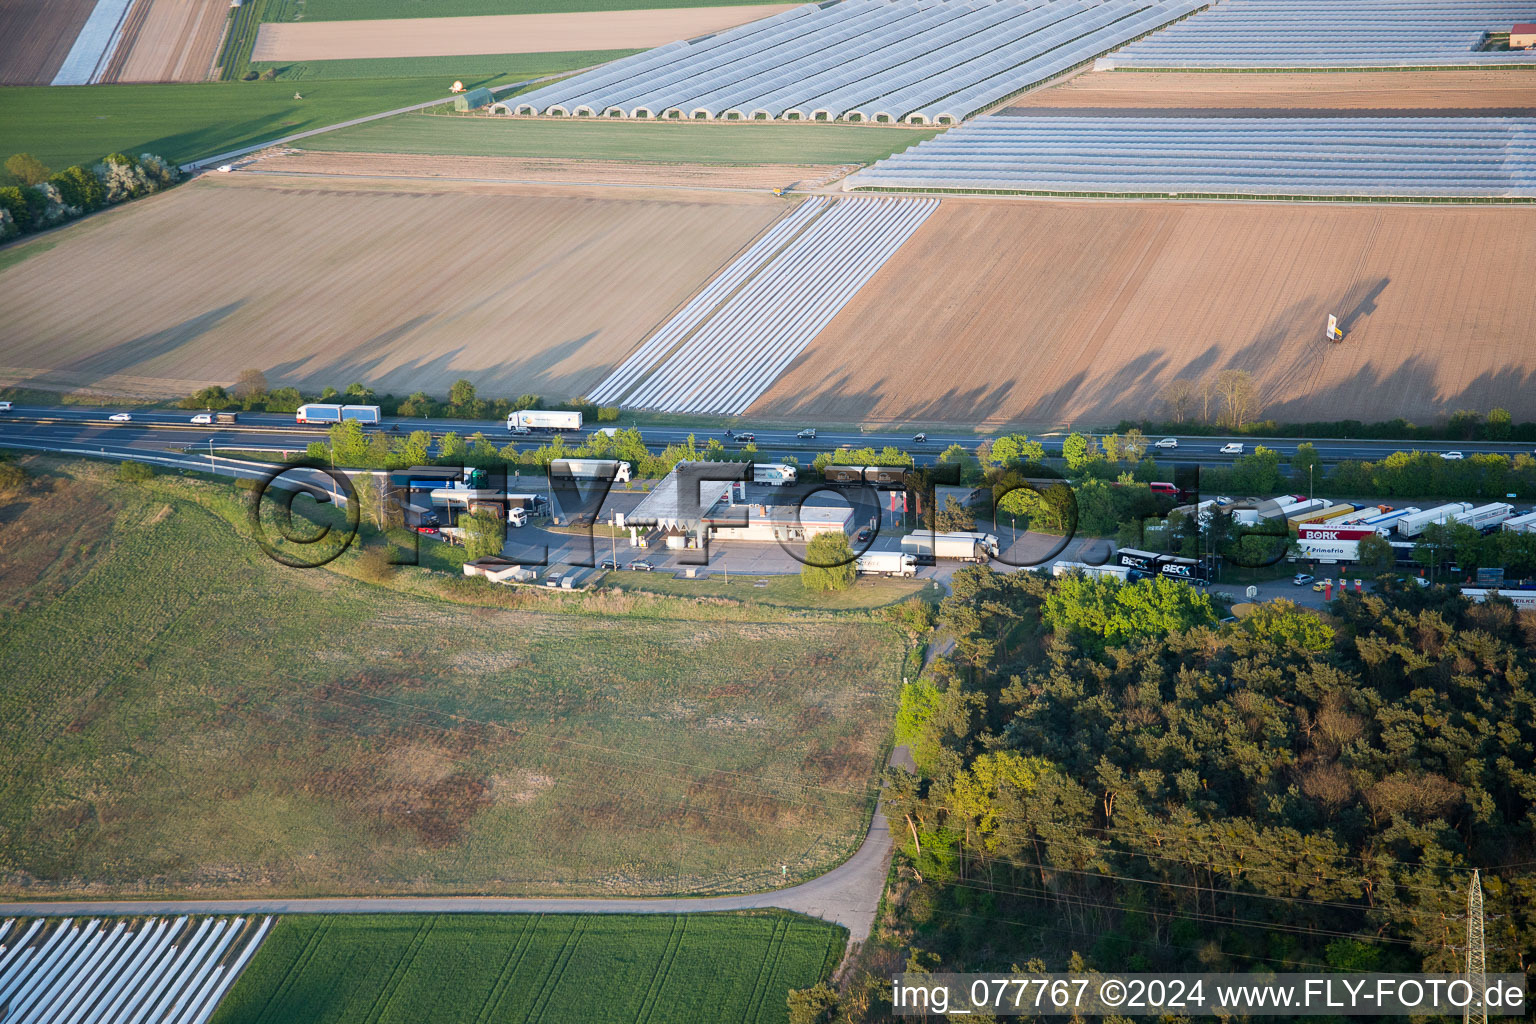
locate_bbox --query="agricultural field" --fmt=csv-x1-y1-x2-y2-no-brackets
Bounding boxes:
299,113,938,164
0,175,787,399
751,198,1536,428
249,49,637,81
0,78,479,169
210,913,844,1024
104,0,229,83
1011,68,1536,112
264,0,789,20
251,6,796,62
255,148,855,190
0,459,905,897
0,0,97,84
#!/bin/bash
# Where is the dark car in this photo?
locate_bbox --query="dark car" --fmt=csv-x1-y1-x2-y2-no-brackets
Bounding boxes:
599,558,620,570
630,559,657,571
912,433,927,443
735,432,756,444
855,527,873,542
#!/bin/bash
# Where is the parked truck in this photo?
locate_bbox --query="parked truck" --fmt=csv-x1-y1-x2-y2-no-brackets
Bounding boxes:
1455,502,1514,531
1502,510,1536,534
1051,560,1131,582
550,458,631,484
856,551,918,577
752,463,797,486
296,403,381,425
1114,548,1162,573
900,531,998,562
507,409,583,434
1396,503,1474,538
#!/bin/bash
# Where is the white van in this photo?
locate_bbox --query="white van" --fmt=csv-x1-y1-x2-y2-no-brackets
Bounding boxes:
190,413,213,424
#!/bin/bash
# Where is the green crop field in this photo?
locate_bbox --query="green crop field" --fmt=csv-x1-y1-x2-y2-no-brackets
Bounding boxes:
300,113,941,165
0,459,902,899
249,49,636,81
0,79,502,170
211,913,843,1024
265,0,783,21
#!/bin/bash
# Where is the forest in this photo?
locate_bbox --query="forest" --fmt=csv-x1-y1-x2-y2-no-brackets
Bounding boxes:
815,573,1536,1023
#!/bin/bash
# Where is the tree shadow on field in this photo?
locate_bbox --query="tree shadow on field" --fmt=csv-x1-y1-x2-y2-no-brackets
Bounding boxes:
266,314,439,389
10,302,246,393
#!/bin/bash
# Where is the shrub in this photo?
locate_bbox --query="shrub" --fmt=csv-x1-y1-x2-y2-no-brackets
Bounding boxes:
800,531,856,592
0,462,28,492
115,461,153,483
462,509,506,561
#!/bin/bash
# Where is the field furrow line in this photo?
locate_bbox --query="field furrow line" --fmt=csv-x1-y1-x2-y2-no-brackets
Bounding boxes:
360,914,438,1024
522,915,589,1024
474,914,539,1024
634,915,687,1024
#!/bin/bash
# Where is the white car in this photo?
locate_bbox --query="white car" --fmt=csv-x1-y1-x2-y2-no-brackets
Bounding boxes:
1221,442,1245,455
216,164,233,173
190,413,213,424
109,412,133,422
1154,437,1178,449
0,401,12,412
1440,451,1464,461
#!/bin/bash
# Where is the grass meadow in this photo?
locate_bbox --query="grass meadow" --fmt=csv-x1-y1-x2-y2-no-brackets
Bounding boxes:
248,50,637,81
299,113,941,165
210,913,843,1024
0,458,905,898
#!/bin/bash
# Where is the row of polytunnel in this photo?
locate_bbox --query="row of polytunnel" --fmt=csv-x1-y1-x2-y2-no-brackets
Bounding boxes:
589,197,939,415
511,0,1206,125
0,916,272,1024
844,116,1536,196
1105,0,1536,67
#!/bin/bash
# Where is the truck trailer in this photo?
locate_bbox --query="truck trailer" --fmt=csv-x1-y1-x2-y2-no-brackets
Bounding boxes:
1502,510,1536,534
752,463,797,486
900,531,998,562
1454,502,1514,531
1051,560,1131,582
856,551,918,577
1396,503,1474,538
549,458,631,484
507,409,583,434
296,403,381,425
1157,556,1207,584
1114,548,1162,572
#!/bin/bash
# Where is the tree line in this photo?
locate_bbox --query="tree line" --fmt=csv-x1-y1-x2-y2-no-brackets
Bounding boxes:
800,573,1536,1023
0,151,178,240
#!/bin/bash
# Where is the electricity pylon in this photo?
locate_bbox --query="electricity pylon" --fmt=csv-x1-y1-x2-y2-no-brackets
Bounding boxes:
1465,868,1486,1024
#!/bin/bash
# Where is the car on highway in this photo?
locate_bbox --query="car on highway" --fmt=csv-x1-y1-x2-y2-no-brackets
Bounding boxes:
1293,573,1315,586
734,432,756,444
1440,451,1464,460
1155,437,1178,449
1220,442,1245,455
796,428,816,440
189,413,214,424
0,401,12,412
912,433,927,443
630,558,657,571
108,412,133,422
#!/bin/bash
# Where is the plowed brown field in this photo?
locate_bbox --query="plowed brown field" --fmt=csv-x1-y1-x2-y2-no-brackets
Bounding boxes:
104,0,227,82
251,5,795,61
751,199,1536,428
1009,69,1536,112
0,0,98,84
0,175,788,400
256,147,855,190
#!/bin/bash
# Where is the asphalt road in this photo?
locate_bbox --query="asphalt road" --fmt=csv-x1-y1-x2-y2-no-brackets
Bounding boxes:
4,405,1531,469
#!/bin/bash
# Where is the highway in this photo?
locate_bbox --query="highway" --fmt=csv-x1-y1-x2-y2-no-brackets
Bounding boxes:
3,404,1531,470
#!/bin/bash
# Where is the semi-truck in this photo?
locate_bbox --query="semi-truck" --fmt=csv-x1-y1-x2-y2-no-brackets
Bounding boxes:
1259,496,1321,520
1503,510,1536,534
1157,556,1207,584
1114,548,1162,573
1112,548,1207,584
856,551,918,577
900,531,998,562
507,409,583,434
1396,503,1474,538
296,403,381,425
1288,503,1349,533
823,465,910,486
1051,560,1131,582
550,458,631,484
1354,507,1420,533
752,463,797,486
1454,502,1513,531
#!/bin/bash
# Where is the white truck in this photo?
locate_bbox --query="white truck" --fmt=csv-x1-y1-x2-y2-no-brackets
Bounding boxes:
1502,510,1536,534
1051,560,1131,582
550,458,631,484
507,409,583,434
296,403,380,425
1396,503,1474,538
856,551,918,577
900,531,999,562
752,463,797,486
1454,502,1513,531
